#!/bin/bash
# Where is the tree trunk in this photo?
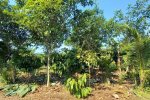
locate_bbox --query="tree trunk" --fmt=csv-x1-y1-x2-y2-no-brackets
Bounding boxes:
139,50,144,87
47,50,50,87
125,66,129,74
106,78,111,85
12,66,16,83
132,66,137,85
88,63,91,87
117,57,121,74
139,63,144,87
117,49,123,82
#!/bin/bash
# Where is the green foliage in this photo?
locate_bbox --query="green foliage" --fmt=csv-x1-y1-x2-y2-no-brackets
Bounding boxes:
98,49,114,70
0,42,10,62
66,74,92,98
117,24,150,85
0,68,9,83
0,1,150,99
50,49,84,77
68,9,105,51
143,70,150,87
97,49,117,83
12,0,92,86
114,0,150,86
118,73,128,84
0,84,38,97
0,67,14,83
13,49,43,72
77,49,99,67
133,86,150,100
114,0,150,35
0,76,7,88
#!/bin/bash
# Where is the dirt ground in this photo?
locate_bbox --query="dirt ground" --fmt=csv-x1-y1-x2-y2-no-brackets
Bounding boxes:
0,83,141,100
87,84,141,100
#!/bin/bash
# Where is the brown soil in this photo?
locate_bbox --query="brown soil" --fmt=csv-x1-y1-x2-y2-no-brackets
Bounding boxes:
0,83,141,100
87,84,140,100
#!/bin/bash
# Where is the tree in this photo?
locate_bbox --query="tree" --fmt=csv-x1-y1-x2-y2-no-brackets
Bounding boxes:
67,9,106,85
114,0,150,36
13,0,94,86
113,0,150,86
69,9,104,51
0,0,29,83
121,24,150,86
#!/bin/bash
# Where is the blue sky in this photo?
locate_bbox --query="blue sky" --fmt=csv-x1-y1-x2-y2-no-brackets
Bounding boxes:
96,0,136,19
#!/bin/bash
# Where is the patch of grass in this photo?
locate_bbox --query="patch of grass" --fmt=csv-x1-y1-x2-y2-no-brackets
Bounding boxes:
133,87,150,100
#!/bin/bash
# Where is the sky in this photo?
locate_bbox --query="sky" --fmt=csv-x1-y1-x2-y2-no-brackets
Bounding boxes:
96,0,136,19
9,0,137,53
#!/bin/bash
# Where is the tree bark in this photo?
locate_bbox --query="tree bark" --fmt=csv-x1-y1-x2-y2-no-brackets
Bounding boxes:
117,51,121,74
47,49,50,87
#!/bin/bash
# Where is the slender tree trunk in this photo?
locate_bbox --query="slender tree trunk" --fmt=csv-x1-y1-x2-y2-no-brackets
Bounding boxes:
138,49,144,87
117,51,121,74
9,59,16,83
139,60,144,87
132,66,138,85
125,66,129,74
140,65,144,87
12,65,16,83
47,49,50,87
106,78,110,85
88,63,91,87
106,69,111,85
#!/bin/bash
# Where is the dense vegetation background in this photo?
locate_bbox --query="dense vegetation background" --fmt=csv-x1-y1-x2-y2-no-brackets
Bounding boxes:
0,0,150,99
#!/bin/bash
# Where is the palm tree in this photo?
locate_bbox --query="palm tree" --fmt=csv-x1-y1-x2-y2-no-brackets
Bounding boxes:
121,24,150,87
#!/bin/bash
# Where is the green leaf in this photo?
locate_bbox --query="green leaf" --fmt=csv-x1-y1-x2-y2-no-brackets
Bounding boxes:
30,84,38,93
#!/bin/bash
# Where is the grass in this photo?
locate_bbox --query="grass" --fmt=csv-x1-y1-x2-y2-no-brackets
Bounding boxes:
133,87,150,100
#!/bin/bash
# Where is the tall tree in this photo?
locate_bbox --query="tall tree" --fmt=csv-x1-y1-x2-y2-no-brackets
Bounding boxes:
114,0,150,36
0,0,29,83
67,9,105,85
13,0,94,86
121,24,150,86
113,0,150,86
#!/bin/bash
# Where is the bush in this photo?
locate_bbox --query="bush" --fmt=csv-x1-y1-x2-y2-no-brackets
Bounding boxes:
66,73,92,98
0,67,11,83
119,73,128,84
143,70,150,87
13,52,43,72
0,76,7,88
126,70,140,85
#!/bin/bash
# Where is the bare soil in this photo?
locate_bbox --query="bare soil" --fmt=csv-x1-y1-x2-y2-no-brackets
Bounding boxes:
0,83,141,100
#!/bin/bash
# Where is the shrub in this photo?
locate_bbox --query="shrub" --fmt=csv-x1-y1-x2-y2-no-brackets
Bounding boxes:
0,76,7,88
143,70,150,87
118,73,128,84
126,70,140,85
66,73,92,98
0,67,12,83
13,52,43,73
